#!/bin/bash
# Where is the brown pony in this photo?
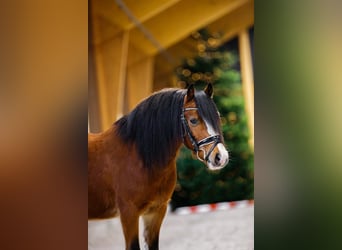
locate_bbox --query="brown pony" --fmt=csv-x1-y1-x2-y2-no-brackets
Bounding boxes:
88,84,229,250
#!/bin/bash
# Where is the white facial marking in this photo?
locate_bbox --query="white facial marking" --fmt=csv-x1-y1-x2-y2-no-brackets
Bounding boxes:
204,119,216,136
204,120,229,170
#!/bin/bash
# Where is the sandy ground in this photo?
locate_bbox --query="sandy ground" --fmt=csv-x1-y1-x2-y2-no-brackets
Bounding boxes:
88,205,254,250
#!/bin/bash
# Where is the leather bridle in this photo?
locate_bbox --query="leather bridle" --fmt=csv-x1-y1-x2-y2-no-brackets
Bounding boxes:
181,107,222,162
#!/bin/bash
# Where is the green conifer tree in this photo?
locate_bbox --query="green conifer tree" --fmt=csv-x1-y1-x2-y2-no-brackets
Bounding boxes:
171,29,254,209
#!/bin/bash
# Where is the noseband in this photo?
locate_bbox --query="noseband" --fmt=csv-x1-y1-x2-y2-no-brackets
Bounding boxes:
181,107,222,162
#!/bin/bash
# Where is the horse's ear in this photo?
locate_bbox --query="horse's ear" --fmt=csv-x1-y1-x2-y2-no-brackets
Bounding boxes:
186,84,195,102
204,83,214,98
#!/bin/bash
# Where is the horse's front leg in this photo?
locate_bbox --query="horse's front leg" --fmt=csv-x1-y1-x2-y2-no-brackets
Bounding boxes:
119,205,140,250
142,204,168,250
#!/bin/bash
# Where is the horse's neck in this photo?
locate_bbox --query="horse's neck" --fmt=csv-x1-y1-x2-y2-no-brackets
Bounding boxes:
90,126,122,151
105,119,186,167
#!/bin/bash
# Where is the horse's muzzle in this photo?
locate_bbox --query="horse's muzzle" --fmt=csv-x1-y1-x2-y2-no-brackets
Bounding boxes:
205,143,229,170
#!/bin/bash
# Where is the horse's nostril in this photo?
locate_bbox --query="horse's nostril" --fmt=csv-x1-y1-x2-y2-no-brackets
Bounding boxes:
214,153,221,165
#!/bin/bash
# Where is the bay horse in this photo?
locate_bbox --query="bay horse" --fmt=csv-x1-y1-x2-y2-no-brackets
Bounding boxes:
88,84,229,250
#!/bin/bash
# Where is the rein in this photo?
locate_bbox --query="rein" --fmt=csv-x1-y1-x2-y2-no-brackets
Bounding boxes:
181,107,222,162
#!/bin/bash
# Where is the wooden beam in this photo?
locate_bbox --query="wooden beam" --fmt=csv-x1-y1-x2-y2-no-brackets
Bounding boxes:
92,12,129,130
126,56,154,111
124,0,182,30
116,32,129,120
238,29,254,149
208,0,254,43
93,0,181,31
90,7,122,46
129,0,250,55
88,36,102,132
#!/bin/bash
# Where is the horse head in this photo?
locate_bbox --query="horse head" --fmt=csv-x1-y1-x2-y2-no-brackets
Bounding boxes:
182,84,229,170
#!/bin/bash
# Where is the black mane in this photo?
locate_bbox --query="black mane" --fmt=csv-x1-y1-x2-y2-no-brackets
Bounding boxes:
115,88,222,169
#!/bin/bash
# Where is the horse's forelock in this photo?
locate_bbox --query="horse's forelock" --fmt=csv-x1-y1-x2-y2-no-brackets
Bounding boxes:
194,91,223,140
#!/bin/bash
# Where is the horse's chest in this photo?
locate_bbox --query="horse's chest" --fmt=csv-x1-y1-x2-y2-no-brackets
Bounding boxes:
151,171,177,199
142,178,176,213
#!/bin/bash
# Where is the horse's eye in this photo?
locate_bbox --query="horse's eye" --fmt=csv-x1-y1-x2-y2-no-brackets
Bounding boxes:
190,118,199,126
